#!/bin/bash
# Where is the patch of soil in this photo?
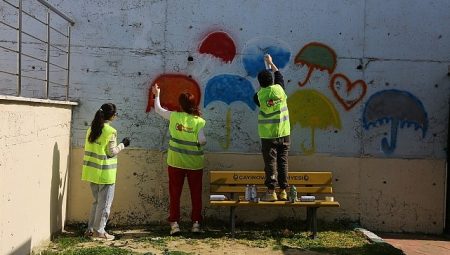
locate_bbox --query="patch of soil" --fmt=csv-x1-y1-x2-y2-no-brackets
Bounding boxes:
37,226,333,255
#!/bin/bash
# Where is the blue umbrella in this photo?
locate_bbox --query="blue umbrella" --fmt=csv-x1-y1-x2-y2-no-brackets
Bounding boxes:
204,74,256,110
362,89,428,154
204,74,256,149
242,39,290,78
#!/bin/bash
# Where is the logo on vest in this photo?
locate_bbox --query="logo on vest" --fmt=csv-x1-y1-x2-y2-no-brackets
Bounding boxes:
266,98,282,107
176,123,194,133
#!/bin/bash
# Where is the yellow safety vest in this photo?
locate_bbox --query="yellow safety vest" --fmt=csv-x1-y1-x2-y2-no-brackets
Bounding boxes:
81,123,118,184
167,112,206,170
257,84,290,138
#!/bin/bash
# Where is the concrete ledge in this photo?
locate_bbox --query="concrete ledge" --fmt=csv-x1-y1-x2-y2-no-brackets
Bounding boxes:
355,227,385,243
0,95,78,106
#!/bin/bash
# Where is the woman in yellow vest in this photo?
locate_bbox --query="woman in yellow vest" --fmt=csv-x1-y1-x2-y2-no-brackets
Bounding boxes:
152,84,206,235
81,103,130,241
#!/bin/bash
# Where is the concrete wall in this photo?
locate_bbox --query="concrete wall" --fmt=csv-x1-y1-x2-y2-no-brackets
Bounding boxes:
1,0,449,234
0,97,75,254
56,0,450,157
68,149,446,234
60,0,449,234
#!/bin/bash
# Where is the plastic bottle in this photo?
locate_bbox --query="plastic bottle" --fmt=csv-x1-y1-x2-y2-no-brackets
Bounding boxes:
289,185,297,203
251,185,257,201
245,185,251,201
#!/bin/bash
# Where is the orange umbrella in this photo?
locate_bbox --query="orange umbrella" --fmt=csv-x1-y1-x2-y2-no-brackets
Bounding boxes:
146,74,201,112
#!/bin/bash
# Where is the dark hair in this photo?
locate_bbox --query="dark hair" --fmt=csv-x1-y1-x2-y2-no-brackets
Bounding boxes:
88,103,117,143
257,70,273,88
179,92,201,116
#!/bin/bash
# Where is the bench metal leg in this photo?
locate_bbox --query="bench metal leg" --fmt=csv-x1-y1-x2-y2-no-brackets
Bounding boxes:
229,206,236,237
310,207,318,239
306,207,312,231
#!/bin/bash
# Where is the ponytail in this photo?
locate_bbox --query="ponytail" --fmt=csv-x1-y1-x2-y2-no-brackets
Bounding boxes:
88,103,117,143
179,92,201,117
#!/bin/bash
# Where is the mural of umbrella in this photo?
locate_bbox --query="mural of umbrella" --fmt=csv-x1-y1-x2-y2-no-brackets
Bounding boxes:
295,42,337,87
204,74,256,149
362,89,428,155
146,74,201,112
242,37,291,78
199,31,236,63
287,89,341,154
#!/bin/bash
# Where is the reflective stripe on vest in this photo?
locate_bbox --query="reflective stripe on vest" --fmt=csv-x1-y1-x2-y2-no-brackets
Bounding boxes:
83,160,117,170
84,151,108,160
168,145,204,155
258,114,290,124
81,123,118,184
258,106,289,120
257,85,291,138
167,112,206,170
170,136,200,147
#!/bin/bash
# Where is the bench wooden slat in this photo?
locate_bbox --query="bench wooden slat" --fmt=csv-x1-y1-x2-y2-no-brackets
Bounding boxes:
209,170,339,239
210,171,332,185
210,185,333,194
210,200,340,207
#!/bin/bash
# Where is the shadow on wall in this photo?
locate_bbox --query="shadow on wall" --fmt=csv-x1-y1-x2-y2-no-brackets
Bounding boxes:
50,142,67,239
9,238,31,255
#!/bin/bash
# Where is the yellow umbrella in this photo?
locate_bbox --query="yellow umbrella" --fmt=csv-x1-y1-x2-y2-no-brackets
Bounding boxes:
288,89,341,154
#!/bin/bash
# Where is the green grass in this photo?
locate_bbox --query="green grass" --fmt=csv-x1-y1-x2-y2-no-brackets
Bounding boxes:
36,246,139,255
52,236,90,249
280,230,404,255
36,220,405,255
136,236,168,250
163,251,194,255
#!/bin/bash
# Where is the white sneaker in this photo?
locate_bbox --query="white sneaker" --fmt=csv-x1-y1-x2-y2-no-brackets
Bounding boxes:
170,222,180,235
191,221,201,233
91,231,115,241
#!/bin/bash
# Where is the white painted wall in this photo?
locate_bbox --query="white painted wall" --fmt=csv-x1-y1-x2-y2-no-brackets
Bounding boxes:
45,0,449,157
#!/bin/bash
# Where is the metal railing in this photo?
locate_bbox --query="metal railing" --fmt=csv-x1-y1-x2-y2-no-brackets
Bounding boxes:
0,0,75,100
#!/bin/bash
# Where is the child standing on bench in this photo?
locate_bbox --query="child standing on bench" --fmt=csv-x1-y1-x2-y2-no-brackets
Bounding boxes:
253,54,291,201
152,84,206,235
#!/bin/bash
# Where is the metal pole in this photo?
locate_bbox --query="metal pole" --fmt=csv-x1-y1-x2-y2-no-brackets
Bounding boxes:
36,0,75,26
311,208,318,239
306,207,311,231
66,25,71,100
46,11,50,98
17,0,22,96
230,207,235,238
445,101,450,234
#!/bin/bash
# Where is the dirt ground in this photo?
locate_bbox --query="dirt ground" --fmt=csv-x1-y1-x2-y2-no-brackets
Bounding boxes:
100,228,330,255
109,236,327,255
37,226,334,255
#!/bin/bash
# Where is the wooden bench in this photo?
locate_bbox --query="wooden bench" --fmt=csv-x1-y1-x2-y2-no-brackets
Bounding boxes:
209,171,340,238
